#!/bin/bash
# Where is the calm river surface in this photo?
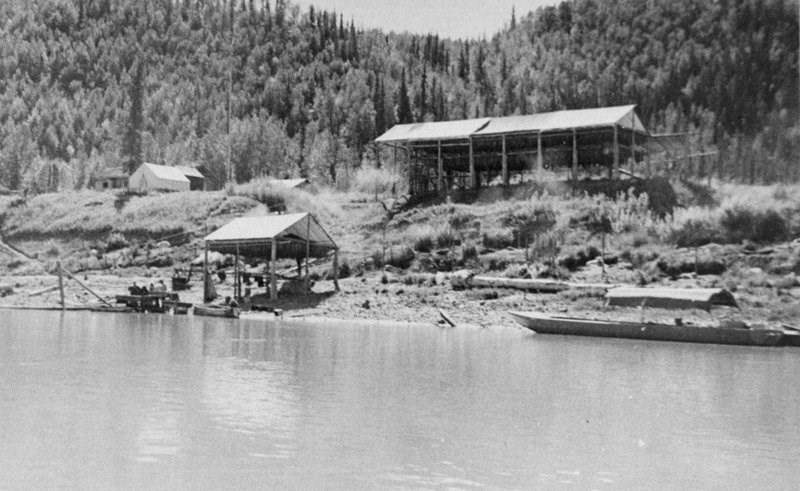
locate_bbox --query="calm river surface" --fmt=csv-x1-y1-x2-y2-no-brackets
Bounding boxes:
1,310,799,489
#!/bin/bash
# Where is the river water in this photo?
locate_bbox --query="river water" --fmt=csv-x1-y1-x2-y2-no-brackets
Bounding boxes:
1,310,799,489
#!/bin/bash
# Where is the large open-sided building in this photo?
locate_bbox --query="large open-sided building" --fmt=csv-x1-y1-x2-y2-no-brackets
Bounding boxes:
375,105,667,195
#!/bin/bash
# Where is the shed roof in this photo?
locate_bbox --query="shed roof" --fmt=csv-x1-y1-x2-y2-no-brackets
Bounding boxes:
375,105,648,144
270,178,309,189
203,213,337,258
605,287,738,311
177,166,204,179
140,163,190,183
375,118,490,143
97,167,128,179
475,105,647,136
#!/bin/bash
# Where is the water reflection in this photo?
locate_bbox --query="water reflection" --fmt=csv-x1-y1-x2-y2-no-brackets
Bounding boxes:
1,311,800,489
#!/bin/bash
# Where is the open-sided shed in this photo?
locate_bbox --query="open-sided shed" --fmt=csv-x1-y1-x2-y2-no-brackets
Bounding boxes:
375,105,657,195
203,213,338,301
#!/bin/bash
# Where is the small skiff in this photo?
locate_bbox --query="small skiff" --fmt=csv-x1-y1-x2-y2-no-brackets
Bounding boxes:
508,311,798,347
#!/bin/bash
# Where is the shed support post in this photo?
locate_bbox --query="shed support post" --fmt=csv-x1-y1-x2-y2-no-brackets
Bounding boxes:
270,239,277,301
502,134,509,186
57,260,65,310
469,136,476,189
234,243,240,300
612,125,619,179
536,131,543,180
646,135,652,177
437,140,444,194
406,142,412,194
631,128,636,176
203,242,210,302
305,218,311,293
332,250,340,292
572,129,578,181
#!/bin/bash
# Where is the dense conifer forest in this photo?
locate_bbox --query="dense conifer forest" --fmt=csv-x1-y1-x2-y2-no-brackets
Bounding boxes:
0,0,797,192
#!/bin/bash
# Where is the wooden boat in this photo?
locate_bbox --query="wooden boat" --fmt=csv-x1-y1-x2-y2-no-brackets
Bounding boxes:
193,304,240,319
508,311,793,347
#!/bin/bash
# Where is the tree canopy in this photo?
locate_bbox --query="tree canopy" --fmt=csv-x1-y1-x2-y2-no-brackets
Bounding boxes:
0,0,796,192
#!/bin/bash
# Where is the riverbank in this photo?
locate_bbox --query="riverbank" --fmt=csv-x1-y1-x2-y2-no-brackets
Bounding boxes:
2,256,799,330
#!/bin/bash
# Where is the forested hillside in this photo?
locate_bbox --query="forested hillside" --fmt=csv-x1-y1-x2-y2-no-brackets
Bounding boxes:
0,0,797,193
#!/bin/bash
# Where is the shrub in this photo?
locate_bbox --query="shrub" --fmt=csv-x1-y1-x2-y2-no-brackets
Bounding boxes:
462,244,478,261
501,200,556,247
670,218,722,248
106,232,129,252
413,234,434,253
720,206,756,244
436,230,460,248
754,210,789,243
482,230,514,249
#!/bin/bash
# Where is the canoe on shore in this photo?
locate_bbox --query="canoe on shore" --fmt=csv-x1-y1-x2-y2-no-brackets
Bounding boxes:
508,311,799,347
193,305,240,319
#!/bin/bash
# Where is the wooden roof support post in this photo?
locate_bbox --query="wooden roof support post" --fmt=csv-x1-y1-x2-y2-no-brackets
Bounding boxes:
234,243,240,299
469,136,476,189
572,129,578,181
631,127,636,176
502,134,509,186
333,250,340,291
203,242,210,302
57,260,65,310
437,140,444,194
270,239,277,301
646,135,652,177
536,131,543,181
305,218,311,292
405,142,411,193
612,124,620,179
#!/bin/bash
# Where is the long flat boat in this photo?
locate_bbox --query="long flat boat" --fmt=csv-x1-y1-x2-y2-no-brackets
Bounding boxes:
193,305,240,319
508,311,796,347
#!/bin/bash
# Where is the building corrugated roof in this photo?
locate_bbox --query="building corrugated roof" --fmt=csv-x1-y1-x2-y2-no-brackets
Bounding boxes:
605,287,738,311
375,118,490,143
98,167,128,179
475,105,646,136
270,178,309,189
142,163,190,183
374,105,648,144
204,213,337,258
177,166,204,179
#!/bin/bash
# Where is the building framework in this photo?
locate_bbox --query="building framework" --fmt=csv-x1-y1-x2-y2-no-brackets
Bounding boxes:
376,105,665,195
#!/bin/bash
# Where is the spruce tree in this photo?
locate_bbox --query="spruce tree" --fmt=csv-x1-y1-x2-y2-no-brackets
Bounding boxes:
397,68,412,124
122,59,145,174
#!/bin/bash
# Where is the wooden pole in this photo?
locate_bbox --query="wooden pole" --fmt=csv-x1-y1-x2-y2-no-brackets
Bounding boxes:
572,129,578,181
406,142,411,194
270,239,277,301
57,260,65,310
333,250,340,291
612,125,619,179
437,140,444,194
468,136,475,189
631,127,636,176
536,131,543,180
61,268,114,308
305,217,311,292
234,243,239,299
203,242,210,302
502,134,509,186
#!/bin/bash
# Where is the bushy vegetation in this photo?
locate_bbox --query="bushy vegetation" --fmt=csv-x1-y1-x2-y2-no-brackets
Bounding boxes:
1,190,259,240
0,0,795,196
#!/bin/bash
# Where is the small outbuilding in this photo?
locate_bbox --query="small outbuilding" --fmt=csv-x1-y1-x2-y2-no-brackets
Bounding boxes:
177,166,206,191
202,212,339,302
95,168,129,191
129,163,191,192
